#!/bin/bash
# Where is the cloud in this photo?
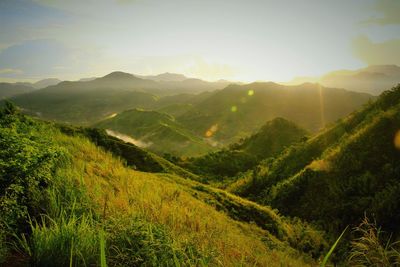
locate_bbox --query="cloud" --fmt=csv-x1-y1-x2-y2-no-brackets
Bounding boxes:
365,0,400,25
352,35,400,65
0,68,23,75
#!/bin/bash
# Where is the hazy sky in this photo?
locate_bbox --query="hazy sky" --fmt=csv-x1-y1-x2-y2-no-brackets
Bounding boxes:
0,0,399,82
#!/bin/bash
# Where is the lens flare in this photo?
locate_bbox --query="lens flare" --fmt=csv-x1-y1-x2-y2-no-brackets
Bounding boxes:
204,124,218,138
248,89,254,96
231,106,237,112
394,130,400,150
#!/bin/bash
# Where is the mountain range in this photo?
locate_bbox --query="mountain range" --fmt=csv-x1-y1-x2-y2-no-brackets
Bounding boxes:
289,65,400,95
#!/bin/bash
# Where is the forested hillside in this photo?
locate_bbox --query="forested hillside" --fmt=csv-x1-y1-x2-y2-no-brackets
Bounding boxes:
178,82,373,144
229,85,400,261
180,118,308,181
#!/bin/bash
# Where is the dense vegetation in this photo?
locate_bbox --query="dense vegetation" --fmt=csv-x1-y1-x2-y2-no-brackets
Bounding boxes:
0,103,328,266
230,84,400,262
180,118,307,181
2,74,399,266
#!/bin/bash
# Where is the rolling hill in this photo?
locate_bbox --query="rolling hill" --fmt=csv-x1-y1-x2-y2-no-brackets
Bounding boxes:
230,85,400,256
180,117,308,180
0,104,327,266
177,82,374,144
94,108,214,157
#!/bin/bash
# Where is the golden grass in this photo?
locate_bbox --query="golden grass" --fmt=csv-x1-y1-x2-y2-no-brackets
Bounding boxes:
53,131,316,266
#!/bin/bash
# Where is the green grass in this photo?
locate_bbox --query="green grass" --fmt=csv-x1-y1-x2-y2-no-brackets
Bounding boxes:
0,107,324,266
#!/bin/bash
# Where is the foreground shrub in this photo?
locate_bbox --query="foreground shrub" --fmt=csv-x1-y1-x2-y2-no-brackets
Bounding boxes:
348,217,400,266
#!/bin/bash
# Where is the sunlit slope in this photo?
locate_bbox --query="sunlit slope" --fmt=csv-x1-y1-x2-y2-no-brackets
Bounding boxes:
58,124,198,179
181,117,308,179
55,128,325,265
0,109,326,266
178,82,374,144
94,108,215,157
233,85,400,237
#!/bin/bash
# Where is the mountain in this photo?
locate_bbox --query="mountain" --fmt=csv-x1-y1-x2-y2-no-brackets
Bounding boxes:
32,78,61,89
9,71,230,124
181,118,308,180
0,105,327,266
94,108,214,157
0,82,36,99
8,71,164,124
177,82,374,144
10,78,160,124
231,84,400,253
289,65,400,95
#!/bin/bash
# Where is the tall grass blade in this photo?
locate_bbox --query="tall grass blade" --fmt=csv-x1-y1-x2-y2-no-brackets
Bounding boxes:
321,226,348,267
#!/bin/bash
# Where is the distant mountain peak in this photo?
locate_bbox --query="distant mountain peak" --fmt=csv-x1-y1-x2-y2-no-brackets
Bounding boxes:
102,71,138,80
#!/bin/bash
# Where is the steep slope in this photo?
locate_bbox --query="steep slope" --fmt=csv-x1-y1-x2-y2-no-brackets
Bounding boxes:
58,124,198,180
0,83,36,99
181,118,308,180
94,108,214,157
0,106,326,266
178,82,374,144
233,85,400,241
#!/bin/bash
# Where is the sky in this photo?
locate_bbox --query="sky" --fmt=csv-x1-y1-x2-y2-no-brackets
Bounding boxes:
0,0,399,82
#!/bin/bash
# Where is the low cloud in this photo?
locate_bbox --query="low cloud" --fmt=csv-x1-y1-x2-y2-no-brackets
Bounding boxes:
106,129,152,148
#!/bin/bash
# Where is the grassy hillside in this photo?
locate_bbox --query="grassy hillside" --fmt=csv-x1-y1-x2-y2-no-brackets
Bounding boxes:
0,104,328,266
94,108,215,157
230,85,400,261
177,82,374,144
180,118,308,181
